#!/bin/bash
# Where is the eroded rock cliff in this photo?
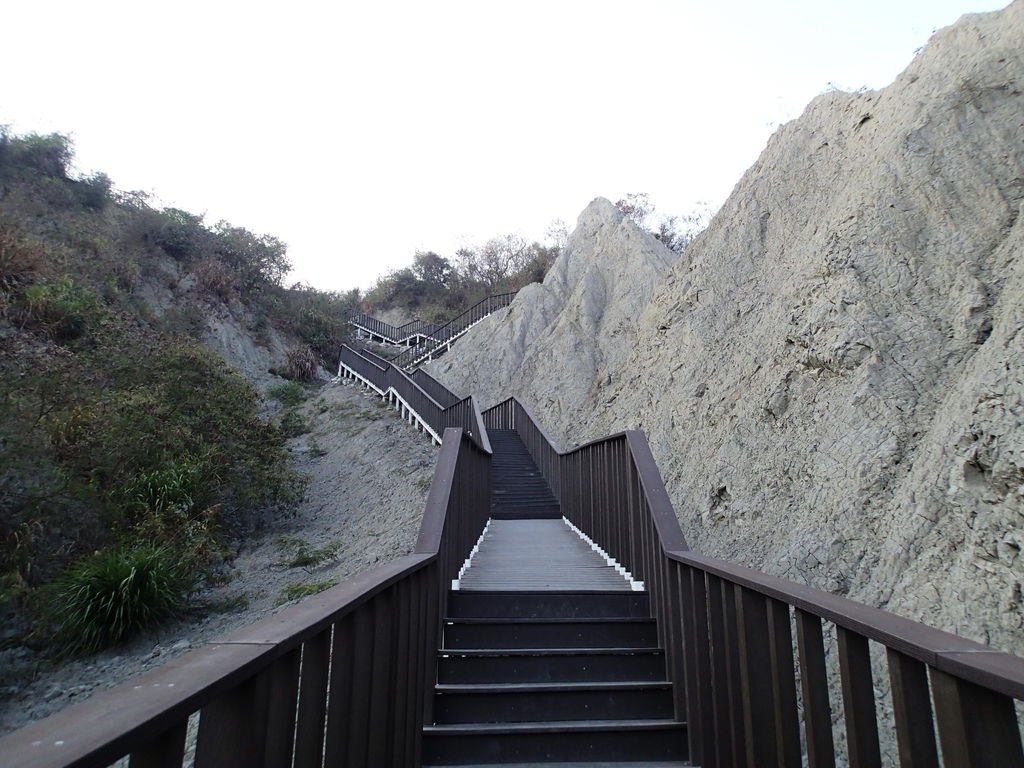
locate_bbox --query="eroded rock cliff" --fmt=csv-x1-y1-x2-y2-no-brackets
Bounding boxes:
429,3,1024,653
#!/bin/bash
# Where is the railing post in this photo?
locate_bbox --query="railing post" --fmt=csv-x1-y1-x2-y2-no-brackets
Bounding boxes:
837,627,882,768
930,668,1024,767
129,721,187,768
194,666,272,768
887,649,939,768
735,586,778,767
293,631,331,768
795,610,837,768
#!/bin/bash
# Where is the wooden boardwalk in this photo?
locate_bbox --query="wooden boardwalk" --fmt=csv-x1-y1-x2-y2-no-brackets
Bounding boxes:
458,519,633,591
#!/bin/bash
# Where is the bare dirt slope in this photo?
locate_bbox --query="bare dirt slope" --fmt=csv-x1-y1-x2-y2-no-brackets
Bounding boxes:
429,3,1024,653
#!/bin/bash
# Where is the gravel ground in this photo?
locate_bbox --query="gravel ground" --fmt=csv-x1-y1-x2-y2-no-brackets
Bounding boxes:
0,379,438,735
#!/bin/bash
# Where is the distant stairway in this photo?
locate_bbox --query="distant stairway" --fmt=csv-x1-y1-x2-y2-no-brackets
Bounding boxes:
489,429,560,519
422,518,689,766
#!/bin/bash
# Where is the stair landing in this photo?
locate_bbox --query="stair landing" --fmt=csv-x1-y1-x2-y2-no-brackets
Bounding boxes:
458,519,633,592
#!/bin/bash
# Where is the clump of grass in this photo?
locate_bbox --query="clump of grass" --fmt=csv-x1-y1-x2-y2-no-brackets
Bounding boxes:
277,536,340,571
306,436,328,458
277,579,336,605
52,544,196,656
268,381,307,407
279,409,310,438
284,345,317,382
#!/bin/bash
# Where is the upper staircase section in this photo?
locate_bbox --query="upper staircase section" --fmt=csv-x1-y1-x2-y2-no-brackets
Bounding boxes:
349,292,516,370
489,429,560,519
348,314,444,347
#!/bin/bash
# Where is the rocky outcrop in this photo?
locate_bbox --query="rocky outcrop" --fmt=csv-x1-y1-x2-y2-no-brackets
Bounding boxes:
427,198,679,432
429,3,1024,653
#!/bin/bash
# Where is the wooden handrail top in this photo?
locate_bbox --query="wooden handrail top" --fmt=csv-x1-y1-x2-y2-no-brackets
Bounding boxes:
666,547,1024,700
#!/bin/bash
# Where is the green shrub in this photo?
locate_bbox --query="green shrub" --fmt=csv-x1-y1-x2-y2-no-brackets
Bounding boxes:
277,537,339,570
267,381,307,407
53,544,197,656
20,276,99,341
0,131,72,179
279,409,310,438
0,223,42,296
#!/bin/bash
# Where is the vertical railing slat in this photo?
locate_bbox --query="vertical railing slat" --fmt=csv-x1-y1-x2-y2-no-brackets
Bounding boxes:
293,630,332,768
767,598,801,767
795,610,837,768
194,667,271,768
367,589,396,766
262,648,301,768
323,614,355,767
837,627,882,768
129,720,187,768
887,648,939,768
930,667,1024,768
706,574,735,768
736,586,778,766
678,564,704,765
722,577,747,764
346,605,375,765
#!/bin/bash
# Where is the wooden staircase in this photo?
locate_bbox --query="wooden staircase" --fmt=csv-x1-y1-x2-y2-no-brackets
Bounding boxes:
422,589,688,765
489,429,560,519
423,514,688,766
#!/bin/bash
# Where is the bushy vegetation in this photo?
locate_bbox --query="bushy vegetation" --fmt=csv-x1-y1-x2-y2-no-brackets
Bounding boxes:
0,129,315,655
363,232,564,323
363,195,707,324
268,380,308,407
52,545,196,657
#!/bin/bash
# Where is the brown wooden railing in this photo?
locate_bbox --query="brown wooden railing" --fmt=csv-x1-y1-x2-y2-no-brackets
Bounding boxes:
482,395,1024,768
0,427,490,768
7,367,1024,766
411,369,462,409
337,344,489,451
388,292,516,369
348,313,441,345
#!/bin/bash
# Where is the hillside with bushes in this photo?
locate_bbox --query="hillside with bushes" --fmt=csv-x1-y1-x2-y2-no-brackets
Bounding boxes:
362,194,702,325
0,130,357,656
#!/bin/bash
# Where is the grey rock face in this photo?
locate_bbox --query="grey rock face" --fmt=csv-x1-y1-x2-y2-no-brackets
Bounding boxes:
430,4,1024,654
427,197,679,436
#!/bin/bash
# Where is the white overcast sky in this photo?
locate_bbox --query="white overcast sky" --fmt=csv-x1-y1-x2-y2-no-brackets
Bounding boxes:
1,1,1009,291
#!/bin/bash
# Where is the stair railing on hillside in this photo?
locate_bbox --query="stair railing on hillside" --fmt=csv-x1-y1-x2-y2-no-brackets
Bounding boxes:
0,427,491,768
348,313,441,346
337,344,489,451
482,396,1024,768
388,291,516,370
411,369,462,409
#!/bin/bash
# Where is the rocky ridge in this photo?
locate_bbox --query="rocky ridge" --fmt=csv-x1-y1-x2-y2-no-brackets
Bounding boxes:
428,3,1024,654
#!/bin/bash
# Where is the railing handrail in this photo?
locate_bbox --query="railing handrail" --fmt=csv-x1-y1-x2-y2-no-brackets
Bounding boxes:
666,547,1024,700
1,425,491,768
387,292,517,369
478,399,1024,693
349,292,517,353
479,393,1024,765
338,344,492,454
